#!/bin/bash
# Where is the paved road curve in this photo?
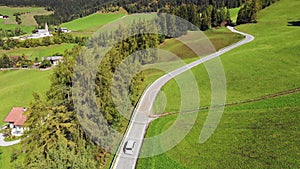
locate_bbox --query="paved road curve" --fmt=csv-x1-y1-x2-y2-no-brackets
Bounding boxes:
110,26,254,169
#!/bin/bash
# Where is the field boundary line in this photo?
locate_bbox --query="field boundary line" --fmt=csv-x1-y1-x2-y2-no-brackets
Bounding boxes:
149,87,300,118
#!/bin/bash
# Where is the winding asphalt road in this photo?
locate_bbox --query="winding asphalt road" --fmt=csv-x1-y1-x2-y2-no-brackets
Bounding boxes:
110,26,254,169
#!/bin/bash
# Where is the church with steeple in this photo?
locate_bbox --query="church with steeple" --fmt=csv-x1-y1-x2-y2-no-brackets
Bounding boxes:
29,22,53,39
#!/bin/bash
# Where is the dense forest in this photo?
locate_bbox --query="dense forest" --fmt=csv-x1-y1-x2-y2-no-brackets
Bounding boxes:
0,0,279,31
0,0,240,24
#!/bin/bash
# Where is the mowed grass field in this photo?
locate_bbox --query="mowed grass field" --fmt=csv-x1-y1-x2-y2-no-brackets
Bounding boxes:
60,13,125,35
138,0,300,168
0,70,51,126
0,144,24,169
0,24,35,35
137,93,300,168
0,70,51,168
159,27,243,60
0,43,76,60
153,0,300,112
0,6,51,33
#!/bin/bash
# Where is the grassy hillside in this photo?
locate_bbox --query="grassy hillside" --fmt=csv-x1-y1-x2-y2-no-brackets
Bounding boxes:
0,6,51,34
138,0,300,168
0,144,24,169
1,12,124,61
223,0,300,103
60,13,125,35
0,70,51,168
159,27,243,60
144,27,244,113
0,43,76,60
0,70,51,125
229,7,240,23
137,93,300,168
154,0,300,112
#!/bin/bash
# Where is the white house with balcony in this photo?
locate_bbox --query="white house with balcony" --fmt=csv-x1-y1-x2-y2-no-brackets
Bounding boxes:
4,107,27,136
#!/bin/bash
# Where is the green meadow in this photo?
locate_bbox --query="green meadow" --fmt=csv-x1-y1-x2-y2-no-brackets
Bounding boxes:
159,27,243,60
0,12,126,60
60,13,125,35
0,70,51,168
0,43,76,60
0,144,24,169
138,0,300,168
0,6,51,33
137,93,300,169
0,70,51,126
0,12,119,167
0,24,35,35
229,7,240,23
153,0,300,112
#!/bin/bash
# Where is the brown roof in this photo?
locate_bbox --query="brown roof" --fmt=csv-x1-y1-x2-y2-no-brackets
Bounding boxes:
4,107,27,126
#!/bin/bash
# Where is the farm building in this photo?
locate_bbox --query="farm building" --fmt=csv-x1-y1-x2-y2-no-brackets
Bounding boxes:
44,56,63,66
55,27,71,33
4,107,27,136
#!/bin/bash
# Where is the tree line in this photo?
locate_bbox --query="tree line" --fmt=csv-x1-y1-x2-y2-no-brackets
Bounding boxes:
0,54,58,68
160,3,232,31
0,27,24,38
0,0,242,25
114,0,242,13
0,0,279,28
0,33,88,50
0,54,36,68
13,12,22,25
16,46,100,168
237,0,279,24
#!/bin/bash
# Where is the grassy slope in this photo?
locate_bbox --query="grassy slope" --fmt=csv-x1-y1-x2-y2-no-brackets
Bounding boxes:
0,70,51,168
229,7,240,23
155,0,300,112
60,13,125,34
1,13,125,60
145,27,243,113
223,0,300,103
0,144,24,169
138,0,300,168
0,70,51,125
137,93,300,169
0,24,35,35
0,43,76,60
0,6,51,33
159,27,243,60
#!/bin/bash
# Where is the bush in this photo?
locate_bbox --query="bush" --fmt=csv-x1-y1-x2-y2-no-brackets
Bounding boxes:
39,60,51,69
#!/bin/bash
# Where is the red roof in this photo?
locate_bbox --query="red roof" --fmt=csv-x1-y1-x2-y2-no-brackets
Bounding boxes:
4,107,27,126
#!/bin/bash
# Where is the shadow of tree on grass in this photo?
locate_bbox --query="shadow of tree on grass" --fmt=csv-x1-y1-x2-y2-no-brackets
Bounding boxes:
288,21,300,26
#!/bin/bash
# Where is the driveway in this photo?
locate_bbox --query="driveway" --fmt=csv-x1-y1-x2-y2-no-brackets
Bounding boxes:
0,133,20,147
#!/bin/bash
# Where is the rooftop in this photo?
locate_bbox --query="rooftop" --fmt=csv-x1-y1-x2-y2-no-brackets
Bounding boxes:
4,107,27,126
